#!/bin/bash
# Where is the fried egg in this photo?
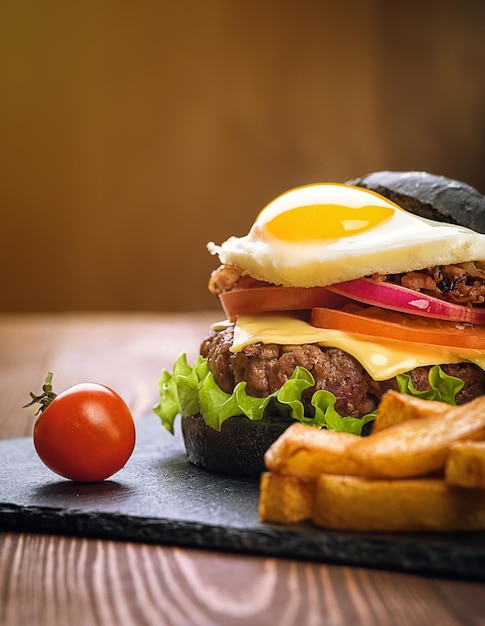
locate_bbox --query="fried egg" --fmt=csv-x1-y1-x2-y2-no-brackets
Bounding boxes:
208,183,485,288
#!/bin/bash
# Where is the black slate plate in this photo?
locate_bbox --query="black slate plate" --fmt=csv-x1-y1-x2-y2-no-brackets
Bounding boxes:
1,414,485,581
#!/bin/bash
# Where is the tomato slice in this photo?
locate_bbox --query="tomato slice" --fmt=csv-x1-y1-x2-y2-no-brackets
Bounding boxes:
311,304,485,349
219,286,350,321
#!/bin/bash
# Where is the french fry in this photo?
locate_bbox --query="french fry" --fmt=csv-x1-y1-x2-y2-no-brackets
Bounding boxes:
313,473,485,532
259,393,485,532
372,390,448,433
264,422,360,479
259,472,315,524
348,395,485,479
446,441,485,489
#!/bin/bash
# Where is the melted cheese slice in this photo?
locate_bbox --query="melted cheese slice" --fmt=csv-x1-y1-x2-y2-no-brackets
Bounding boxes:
228,314,485,381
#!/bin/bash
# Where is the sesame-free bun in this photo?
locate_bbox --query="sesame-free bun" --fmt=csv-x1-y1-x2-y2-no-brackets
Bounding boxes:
347,171,485,234
181,414,290,477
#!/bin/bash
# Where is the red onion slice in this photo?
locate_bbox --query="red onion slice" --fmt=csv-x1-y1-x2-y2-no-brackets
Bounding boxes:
326,278,485,325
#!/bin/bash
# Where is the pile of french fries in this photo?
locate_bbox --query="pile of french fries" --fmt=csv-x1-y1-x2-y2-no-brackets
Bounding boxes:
259,391,485,532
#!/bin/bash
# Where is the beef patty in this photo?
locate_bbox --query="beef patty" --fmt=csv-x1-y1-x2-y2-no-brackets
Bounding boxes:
201,326,485,418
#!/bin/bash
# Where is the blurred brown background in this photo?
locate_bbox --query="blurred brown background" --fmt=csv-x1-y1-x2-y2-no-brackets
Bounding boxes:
1,0,484,313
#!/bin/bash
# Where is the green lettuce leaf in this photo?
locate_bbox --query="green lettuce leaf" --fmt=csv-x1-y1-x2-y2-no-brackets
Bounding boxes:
154,355,465,436
154,354,206,433
396,365,464,405
311,389,376,435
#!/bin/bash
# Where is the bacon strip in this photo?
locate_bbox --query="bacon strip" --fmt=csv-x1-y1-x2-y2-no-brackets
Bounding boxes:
208,265,271,295
377,262,485,306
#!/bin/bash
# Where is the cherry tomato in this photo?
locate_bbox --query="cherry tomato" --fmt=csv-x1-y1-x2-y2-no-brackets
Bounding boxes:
311,304,485,349
25,373,136,482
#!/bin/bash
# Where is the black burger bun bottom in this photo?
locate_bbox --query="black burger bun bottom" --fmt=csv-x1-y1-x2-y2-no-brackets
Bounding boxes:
347,171,485,234
182,415,291,478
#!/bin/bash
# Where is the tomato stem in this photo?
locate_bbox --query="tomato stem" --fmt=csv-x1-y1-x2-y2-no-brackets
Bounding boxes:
23,372,58,415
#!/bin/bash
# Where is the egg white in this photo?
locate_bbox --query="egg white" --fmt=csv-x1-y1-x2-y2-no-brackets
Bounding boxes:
208,184,485,288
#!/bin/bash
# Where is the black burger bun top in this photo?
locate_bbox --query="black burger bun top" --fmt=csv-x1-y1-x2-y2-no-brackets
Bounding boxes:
347,171,485,234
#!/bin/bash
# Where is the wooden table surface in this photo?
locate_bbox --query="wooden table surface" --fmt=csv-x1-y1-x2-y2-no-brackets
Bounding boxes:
1,312,484,626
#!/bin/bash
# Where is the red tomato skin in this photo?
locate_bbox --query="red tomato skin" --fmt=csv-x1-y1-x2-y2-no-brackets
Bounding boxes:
33,383,136,482
219,286,350,321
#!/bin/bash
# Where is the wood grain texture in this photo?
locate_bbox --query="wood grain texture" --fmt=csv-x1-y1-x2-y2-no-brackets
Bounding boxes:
1,533,485,626
1,313,485,625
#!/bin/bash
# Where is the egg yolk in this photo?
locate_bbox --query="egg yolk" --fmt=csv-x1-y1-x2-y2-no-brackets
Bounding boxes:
262,203,395,241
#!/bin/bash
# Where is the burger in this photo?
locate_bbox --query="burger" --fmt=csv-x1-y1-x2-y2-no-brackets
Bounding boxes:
154,171,485,477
